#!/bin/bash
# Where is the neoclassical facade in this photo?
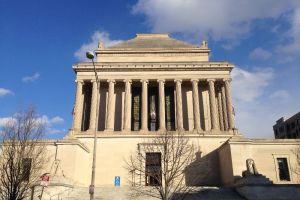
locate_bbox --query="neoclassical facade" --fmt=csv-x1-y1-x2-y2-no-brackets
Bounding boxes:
71,34,235,136
37,34,300,199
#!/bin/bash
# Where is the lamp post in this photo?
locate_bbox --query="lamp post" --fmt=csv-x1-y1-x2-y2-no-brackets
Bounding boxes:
86,51,99,200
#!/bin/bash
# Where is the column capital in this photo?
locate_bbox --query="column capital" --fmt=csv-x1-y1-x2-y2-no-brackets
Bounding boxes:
207,78,216,82
140,79,149,84
107,79,116,84
91,79,97,83
123,79,132,83
191,79,199,83
223,78,232,82
75,80,84,84
157,79,165,83
174,79,182,83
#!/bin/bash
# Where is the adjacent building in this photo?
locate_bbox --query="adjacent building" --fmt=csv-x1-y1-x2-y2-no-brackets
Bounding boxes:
274,112,300,139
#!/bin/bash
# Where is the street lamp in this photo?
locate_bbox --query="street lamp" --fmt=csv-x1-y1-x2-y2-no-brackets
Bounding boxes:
86,51,99,200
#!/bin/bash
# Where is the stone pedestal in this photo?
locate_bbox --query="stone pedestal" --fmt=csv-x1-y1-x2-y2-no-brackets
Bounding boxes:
232,174,300,200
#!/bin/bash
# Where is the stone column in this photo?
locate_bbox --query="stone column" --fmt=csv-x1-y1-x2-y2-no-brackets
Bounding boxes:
221,84,229,131
106,80,115,131
89,80,99,131
224,78,234,129
208,79,219,131
123,80,132,131
158,79,166,131
217,87,224,131
73,80,84,131
141,79,148,132
191,79,202,132
175,79,184,131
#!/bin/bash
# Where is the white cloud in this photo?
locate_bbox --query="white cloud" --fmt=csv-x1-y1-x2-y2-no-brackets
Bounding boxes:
0,88,14,97
0,117,15,127
231,67,275,138
276,8,300,59
74,31,123,61
46,128,66,135
270,90,290,100
133,0,300,44
36,115,64,126
231,67,300,138
249,47,272,60
22,72,40,83
0,115,65,135
48,116,64,124
232,67,274,102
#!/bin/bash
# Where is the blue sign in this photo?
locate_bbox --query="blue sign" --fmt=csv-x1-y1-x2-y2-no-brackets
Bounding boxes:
114,176,120,186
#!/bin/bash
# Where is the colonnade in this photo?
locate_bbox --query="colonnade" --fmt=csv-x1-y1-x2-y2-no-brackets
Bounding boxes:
73,78,234,133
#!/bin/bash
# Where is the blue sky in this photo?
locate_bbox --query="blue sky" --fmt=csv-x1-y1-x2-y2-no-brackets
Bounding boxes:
1,0,300,138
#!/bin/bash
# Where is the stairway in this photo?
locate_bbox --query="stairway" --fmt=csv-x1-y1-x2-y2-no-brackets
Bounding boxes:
34,186,245,200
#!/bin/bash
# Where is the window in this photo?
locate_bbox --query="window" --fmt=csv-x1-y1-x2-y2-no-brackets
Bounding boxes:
291,122,296,129
22,158,32,181
131,87,141,131
165,87,175,131
279,126,284,133
145,153,161,186
277,158,290,181
286,124,290,131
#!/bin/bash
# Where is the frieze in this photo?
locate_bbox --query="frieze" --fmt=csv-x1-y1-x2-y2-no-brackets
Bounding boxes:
99,52,209,57
73,63,233,72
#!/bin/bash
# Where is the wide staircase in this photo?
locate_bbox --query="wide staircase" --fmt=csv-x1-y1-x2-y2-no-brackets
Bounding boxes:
34,186,245,200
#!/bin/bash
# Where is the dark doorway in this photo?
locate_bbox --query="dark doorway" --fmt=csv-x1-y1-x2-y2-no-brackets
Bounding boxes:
145,152,162,186
148,87,159,131
165,86,175,131
131,87,142,131
81,82,92,131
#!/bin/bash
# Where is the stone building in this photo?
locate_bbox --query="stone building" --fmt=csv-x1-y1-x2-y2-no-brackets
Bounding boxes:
274,112,300,139
35,34,300,198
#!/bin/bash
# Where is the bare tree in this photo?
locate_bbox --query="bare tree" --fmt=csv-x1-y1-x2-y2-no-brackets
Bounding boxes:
0,107,46,200
292,145,300,181
126,131,197,200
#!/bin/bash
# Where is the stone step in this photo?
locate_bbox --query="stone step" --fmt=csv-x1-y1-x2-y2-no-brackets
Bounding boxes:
30,186,245,200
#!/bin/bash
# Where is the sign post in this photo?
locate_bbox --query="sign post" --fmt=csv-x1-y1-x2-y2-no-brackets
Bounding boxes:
38,173,50,200
114,176,120,187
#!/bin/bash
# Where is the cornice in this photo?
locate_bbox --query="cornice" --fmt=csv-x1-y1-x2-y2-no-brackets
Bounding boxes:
227,138,300,145
1,139,90,153
95,48,210,54
72,62,234,72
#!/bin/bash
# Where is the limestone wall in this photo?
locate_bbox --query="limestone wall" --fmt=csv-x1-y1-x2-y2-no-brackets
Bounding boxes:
64,135,233,187
218,138,300,186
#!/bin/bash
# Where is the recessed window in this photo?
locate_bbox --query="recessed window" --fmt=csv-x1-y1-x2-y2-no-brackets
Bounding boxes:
291,122,296,129
279,126,284,133
277,158,290,181
22,158,32,181
145,153,161,186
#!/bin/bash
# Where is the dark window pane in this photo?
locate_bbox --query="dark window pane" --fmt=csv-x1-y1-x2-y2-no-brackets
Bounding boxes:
132,87,141,131
165,87,175,131
145,153,161,186
277,158,290,181
22,158,32,181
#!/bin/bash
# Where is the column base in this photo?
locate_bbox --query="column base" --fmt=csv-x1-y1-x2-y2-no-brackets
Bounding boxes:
158,128,166,133
210,128,220,134
87,128,97,132
193,129,204,134
176,128,185,132
104,129,114,133
139,129,149,133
